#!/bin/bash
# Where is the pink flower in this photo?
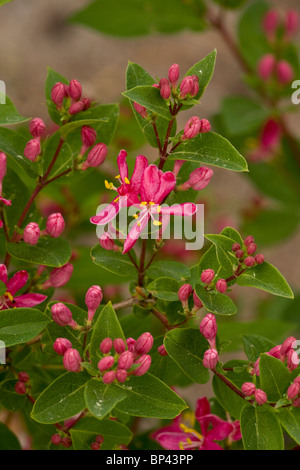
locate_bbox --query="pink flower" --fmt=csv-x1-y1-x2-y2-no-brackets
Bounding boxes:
0,264,47,310
152,397,241,450
249,118,281,162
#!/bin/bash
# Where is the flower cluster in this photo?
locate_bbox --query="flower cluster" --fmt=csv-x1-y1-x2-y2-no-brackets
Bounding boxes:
231,234,265,267
14,372,30,395
251,335,299,377
23,212,65,246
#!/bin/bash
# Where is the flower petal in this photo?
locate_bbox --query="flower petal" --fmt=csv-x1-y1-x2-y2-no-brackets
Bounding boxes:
130,155,148,193
117,149,128,183
153,171,176,204
140,165,161,203
90,201,120,225
0,196,11,206
7,270,28,296
14,293,47,308
152,431,199,450
123,212,150,254
159,203,197,217
0,264,8,284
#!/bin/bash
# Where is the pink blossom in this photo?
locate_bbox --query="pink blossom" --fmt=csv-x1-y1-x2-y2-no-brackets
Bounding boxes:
0,264,47,310
69,79,82,101
249,119,281,162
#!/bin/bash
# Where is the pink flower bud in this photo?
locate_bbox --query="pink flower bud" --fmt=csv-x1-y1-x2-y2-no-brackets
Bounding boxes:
69,79,82,101
29,118,45,138
254,389,267,405
200,269,215,284
292,398,300,408
241,382,256,397
47,263,74,288
51,303,73,326
192,290,203,310
53,337,72,356
179,76,194,98
294,377,300,386
102,370,116,384
100,337,113,354
63,348,82,372
200,314,217,347
132,354,151,376
268,345,281,359
51,434,62,446
81,97,91,110
24,138,41,162
247,243,257,255
280,336,297,359
182,116,201,140
181,167,213,192
61,437,72,448
46,212,65,238
133,102,147,119
118,351,134,370
178,283,193,306
235,249,244,259
98,355,115,372
203,348,219,370
23,222,40,245
276,60,294,85
99,232,117,251
0,152,7,183
173,159,185,177
215,279,227,294
262,10,279,37
15,381,26,394
157,344,168,356
190,76,199,97
257,54,276,81
116,369,128,383
287,383,300,400
244,257,256,267
113,338,126,354
85,285,103,322
81,126,97,149
82,143,108,170
232,243,241,252
18,372,30,383
255,254,265,264
135,332,154,355
244,235,255,246
200,119,211,133
285,10,299,38
126,337,136,353
168,64,180,86
251,357,260,376
51,82,66,107
69,101,85,115
159,78,171,100
287,349,299,371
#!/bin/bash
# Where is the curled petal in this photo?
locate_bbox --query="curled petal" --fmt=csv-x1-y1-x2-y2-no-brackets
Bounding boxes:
90,201,120,226
123,213,150,254
0,196,12,206
7,270,28,296
13,293,48,308
153,171,176,204
0,264,8,284
117,149,128,183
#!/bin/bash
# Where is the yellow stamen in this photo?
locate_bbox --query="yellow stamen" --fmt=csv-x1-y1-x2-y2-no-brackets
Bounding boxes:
133,214,139,219
157,205,161,213
124,177,130,184
113,197,120,203
179,423,202,441
153,220,162,226
179,442,185,450
140,201,147,206
105,180,114,190
115,174,121,179
6,292,13,302
149,201,155,206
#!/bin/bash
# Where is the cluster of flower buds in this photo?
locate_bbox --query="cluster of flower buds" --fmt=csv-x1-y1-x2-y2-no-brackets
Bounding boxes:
262,9,299,42
99,232,120,252
97,332,153,384
286,377,300,407
241,382,268,406
51,79,90,115
14,371,30,395
177,284,203,313
199,313,219,370
24,118,45,162
199,268,228,293
51,434,72,448
0,152,11,229
90,435,104,450
232,234,265,268
22,212,65,246
257,54,294,85
53,336,83,373
42,262,74,289
182,116,211,141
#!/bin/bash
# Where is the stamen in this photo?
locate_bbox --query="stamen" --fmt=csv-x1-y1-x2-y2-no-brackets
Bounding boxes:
115,174,121,179
140,201,147,206
124,177,130,184
6,292,13,302
153,220,162,226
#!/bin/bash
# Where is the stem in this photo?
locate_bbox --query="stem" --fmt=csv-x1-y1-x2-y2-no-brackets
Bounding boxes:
127,251,139,271
112,297,136,311
159,118,175,170
213,368,247,400
42,137,65,182
138,239,147,286
152,120,163,156
151,308,172,330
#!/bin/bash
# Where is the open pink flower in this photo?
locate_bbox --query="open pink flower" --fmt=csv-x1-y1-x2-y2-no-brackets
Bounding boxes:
152,397,241,450
0,264,47,310
90,149,148,226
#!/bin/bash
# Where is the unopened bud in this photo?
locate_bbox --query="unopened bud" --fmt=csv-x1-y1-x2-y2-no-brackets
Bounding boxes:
247,243,257,255
179,76,194,98
200,314,217,348
85,285,103,322
287,349,299,371
18,372,29,383
192,290,203,311
200,269,215,284
51,82,66,107
29,118,45,138
51,303,77,329
244,235,255,246
102,370,116,384
116,369,128,383
241,382,256,397
159,78,171,100
182,116,201,140
254,389,267,405
46,263,74,288
81,143,108,170
133,102,147,119
180,167,213,192
257,54,276,81
99,232,118,251
276,60,294,85
81,97,91,110
132,354,151,376
113,338,126,354
287,383,300,400
190,76,199,97
81,126,97,152
98,356,115,372
24,138,41,162
0,152,7,184
203,348,219,370
168,64,180,86
51,434,62,446
216,279,227,294
255,254,265,264
134,332,153,355
46,212,65,238
15,381,26,395
118,351,134,370
100,337,113,354
280,336,297,359
292,398,300,408
157,344,168,356
262,10,279,38
61,437,72,448
235,249,244,259
232,242,241,252
126,337,136,353
53,337,72,356
200,119,211,133
178,283,193,307
69,79,82,101
268,345,281,359
63,348,82,373
285,10,299,38
69,101,85,115
23,222,40,245
244,256,256,267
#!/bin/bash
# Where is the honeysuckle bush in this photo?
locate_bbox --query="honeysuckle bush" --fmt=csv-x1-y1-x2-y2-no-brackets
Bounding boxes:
0,50,298,452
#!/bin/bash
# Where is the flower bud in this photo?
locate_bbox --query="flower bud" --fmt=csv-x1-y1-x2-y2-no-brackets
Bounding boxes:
51,82,66,107
244,235,255,246
99,232,118,251
69,79,82,101
0,152,7,183
255,254,265,264
268,345,281,359
294,377,300,386
179,76,194,98
18,372,30,383
15,381,26,394
287,383,300,400
182,116,201,140
81,97,91,110
157,344,168,356
216,279,227,294
192,290,203,311
126,337,136,353
247,243,257,255
262,10,279,37
51,434,62,446
276,60,294,85
24,138,41,162
133,102,147,119
29,118,45,138
287,349,299,371
47,263,74,288
53,337,72,356
82,143,108,170
251,357,260,376
168,64,180,86
241,382,256,397
200,269,215,284
118,351,134,370
244,257,256,267
51,303,73,326
292,398,300,408
85,285,103,322
159,78,171,100
254,389,267,405
135,332,154,355
102,370,116,384
178,283,193,307
181,167,213,192
113,338,126,354
63,348,82,373
46,212,65,238
232,243,241,252
100,337,113,354
132,354,151,376
173,159,185,177
98,355,115,372
190,76,199,97
200,314,217,347
257,54,276,81
81,126,97,151
285,10,299,38
61,437,72,448
116,369,128,383
69,100,85,115
23,222,40,245
235,249,244,259
203,348,219,370
280,336,296,359
200,119,211,133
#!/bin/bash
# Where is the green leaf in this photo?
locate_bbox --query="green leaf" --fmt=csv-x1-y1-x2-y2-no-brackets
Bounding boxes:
259,353,291,403
31,372,89,424
0,422,22,450
236,262,294,299
89,302,125,367
85,379,127,419
204,233,237,276
220,95,269,136
0,308,50,347
240,404,284,450
195,284,237,316
91,244,137,278
0,0,14,6
278,408,300,445
0,92,29,126
6,236,72,267
146,260,191,282
242,334,275,361
3,168,32,234
0,128,37,181
220,226,243,246
123,85,172,121
183,50,217,102
71,416,132,450
114,373,187,418
169,132,248,172
212,375,249,419
147,277,179,301
0,379,27,411
164,328,210,384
